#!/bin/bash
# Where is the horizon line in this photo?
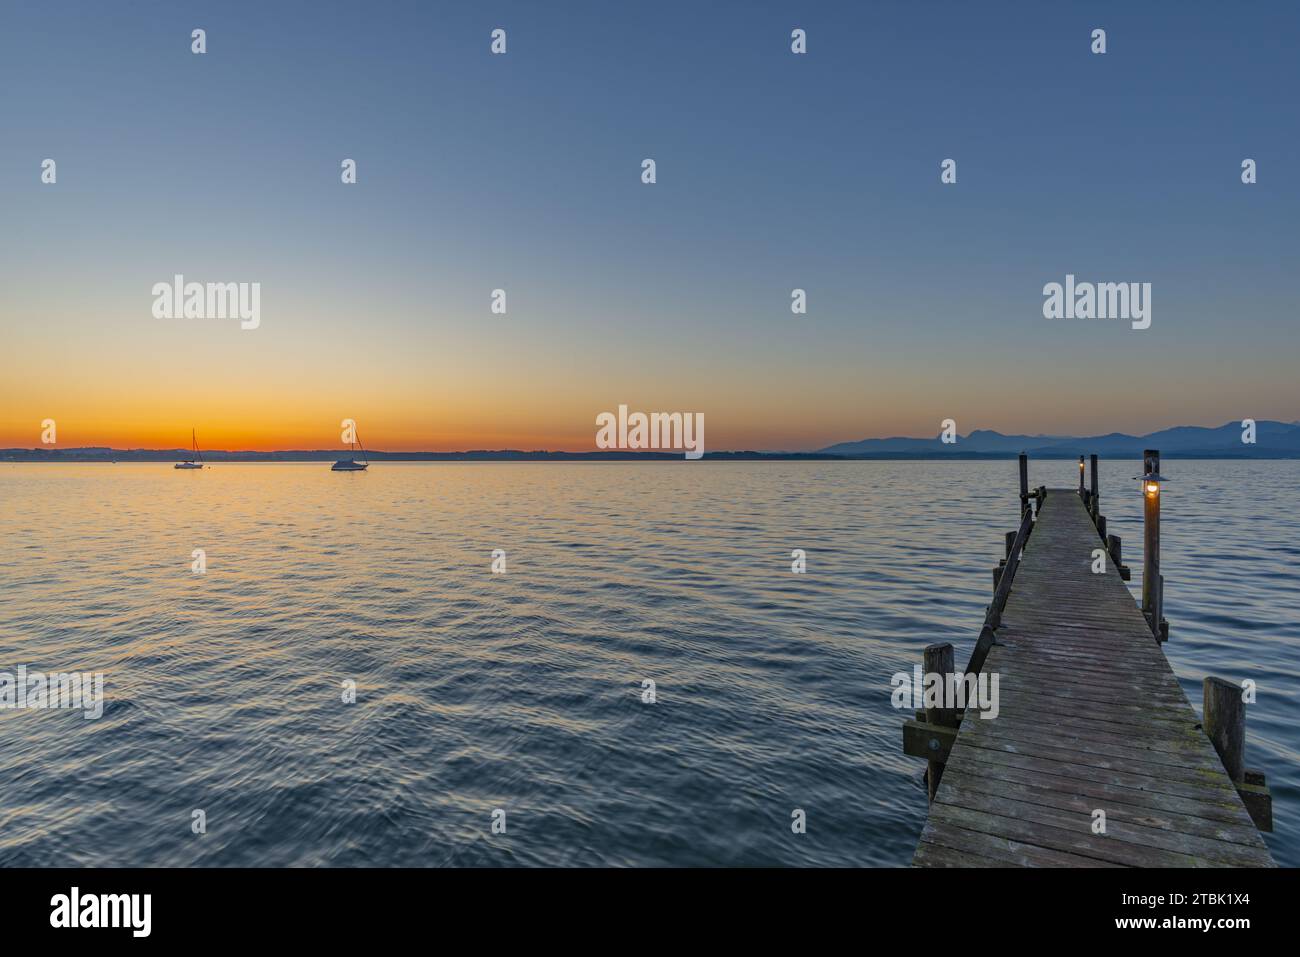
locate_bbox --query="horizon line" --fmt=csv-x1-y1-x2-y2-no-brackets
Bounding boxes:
3,415,1296,458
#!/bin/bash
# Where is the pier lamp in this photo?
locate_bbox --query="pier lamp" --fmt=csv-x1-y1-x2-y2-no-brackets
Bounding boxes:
1137,450,1167,642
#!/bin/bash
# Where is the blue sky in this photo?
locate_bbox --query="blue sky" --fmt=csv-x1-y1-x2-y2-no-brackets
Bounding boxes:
1,1,1297,450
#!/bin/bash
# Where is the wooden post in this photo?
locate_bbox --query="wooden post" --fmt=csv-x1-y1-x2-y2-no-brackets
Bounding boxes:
1090,454,1099,520
1141,449,1161,638
1202,677,1273,831
1203,677,1244,782
923,642,956,802
1005,530,1016,558
1158,577,1166,641
1078,455,1085,494
1018,452,1029,516
1106,532,1131,581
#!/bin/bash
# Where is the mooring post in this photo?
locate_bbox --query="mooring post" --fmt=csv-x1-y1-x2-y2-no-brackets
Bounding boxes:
1141,449,1165,640
1203,676,1274,832
923,642,956,802
1018,452,1029,516
1090,454,1099,521
1078,455,1085,495
1203,677,1244,782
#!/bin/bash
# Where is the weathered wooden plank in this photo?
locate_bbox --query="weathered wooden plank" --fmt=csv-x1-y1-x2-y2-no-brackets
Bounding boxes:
954,732,1237,788
917,819,1121,868
984,702,1210,746
962,682,1209,733
939,756,1257,827
938,767,1270,848
926,802,1232,868
935,781,1270,867
913,840,1013,868
957,721,1230,774
944,740,1240,802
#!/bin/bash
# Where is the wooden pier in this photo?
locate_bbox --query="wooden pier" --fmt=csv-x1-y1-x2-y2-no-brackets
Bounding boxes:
904,453,1275,868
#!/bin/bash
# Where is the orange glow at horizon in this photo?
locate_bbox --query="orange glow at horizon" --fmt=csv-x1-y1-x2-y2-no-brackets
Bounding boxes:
5,308,1298,453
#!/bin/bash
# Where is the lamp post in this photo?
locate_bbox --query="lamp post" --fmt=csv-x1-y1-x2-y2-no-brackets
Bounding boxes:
1078,455,1085,494
1141,449,1166,641
1090,453,1099,521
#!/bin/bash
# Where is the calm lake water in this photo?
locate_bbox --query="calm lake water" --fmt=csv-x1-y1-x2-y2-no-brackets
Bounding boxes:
1,460,1296,867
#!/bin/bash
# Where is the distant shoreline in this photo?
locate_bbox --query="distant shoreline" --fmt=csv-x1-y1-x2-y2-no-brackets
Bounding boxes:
6,419,1297,462
4,449,1299,463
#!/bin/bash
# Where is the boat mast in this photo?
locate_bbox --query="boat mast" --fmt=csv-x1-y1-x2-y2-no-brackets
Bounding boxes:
193,428,204,465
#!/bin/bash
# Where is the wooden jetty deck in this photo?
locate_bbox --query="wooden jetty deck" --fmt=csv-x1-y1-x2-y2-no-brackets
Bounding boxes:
906,456,1275,868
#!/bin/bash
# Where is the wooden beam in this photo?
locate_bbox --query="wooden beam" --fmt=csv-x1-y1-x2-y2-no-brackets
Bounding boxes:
903,719,958,764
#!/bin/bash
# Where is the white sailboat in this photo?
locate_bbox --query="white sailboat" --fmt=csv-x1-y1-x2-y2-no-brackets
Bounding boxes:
174,429,205,469
331,430,369,471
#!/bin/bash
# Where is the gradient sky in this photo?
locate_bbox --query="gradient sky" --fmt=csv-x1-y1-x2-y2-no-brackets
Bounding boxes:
1,1,1297,451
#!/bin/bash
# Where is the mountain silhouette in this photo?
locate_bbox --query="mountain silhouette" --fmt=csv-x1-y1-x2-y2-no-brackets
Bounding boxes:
819,420,1300,458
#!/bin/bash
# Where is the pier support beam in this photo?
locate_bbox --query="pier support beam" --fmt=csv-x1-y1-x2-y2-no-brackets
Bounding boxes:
1018,453,1029,517
1204,677,1272,832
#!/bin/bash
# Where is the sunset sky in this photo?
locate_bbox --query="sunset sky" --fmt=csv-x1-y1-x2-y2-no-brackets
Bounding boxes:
2,1,1297,452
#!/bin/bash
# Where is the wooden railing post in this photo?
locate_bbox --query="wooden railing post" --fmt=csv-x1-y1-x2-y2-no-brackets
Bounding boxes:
923,642,956,802
1078,455,1085,495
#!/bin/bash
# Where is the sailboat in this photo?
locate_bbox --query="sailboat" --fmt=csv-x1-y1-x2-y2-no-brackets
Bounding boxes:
174,429,205,469
331,430,369,471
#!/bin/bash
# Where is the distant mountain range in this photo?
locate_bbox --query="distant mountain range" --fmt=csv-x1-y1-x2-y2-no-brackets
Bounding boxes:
818,420,1300,458
4,420,1298,462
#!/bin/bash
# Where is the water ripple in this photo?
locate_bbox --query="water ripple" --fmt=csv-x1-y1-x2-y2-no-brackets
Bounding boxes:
0,460,1295,866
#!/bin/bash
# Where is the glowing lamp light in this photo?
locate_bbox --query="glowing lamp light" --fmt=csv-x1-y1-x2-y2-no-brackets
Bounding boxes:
1139,469,1166,497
